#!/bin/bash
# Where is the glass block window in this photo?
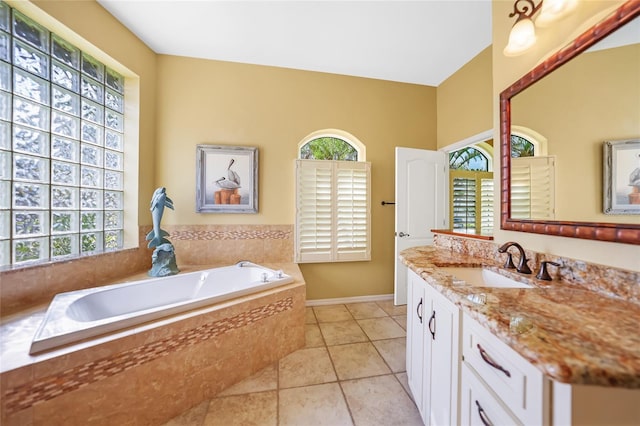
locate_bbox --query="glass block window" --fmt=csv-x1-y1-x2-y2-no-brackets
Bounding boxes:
0,2,125,266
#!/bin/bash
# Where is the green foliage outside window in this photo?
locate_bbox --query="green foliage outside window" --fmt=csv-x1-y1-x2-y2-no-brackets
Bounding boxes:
511,135,535,158
300,137,357,161
52,236,72,257
449,147,489,171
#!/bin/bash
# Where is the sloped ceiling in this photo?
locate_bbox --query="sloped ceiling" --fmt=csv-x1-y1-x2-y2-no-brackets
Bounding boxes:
97,0,493,86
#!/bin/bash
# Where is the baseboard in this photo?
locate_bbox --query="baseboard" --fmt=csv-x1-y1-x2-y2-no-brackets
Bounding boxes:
305,293,394,307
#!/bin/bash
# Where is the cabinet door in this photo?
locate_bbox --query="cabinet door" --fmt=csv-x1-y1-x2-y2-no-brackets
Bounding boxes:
424,284,460,426
460,362,520,426
406,269,426,417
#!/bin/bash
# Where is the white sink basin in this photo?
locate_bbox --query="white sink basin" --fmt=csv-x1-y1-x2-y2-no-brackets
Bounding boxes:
438,267,532,289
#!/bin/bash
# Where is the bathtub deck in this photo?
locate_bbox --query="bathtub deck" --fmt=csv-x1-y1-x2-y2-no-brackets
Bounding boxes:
1,263,306,426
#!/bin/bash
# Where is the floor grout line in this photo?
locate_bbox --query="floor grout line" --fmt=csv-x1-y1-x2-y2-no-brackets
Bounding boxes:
167,302,414,426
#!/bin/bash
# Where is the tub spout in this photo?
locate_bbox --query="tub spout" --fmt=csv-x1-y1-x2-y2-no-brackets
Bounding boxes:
236,260,251,267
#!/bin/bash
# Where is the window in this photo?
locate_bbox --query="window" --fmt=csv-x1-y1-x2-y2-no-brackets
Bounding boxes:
0,3,125,266
295,132,370,263
511,155,555,220
510,133,555,220
448,146,494,234
511,134,535,158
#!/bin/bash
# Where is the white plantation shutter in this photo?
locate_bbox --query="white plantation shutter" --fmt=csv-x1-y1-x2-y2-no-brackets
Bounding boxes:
451,175,477,232
480,177,494,234
511,156,555,220
449,170,493,234
296,160,371,263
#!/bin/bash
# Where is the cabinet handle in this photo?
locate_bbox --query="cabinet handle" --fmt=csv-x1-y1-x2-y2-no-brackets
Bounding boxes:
428,310,436,340
416,298,423,323
477,344,511,378
475,400,494,426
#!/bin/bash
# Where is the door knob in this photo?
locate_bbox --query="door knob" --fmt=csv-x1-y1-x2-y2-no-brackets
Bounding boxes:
398,232,410,237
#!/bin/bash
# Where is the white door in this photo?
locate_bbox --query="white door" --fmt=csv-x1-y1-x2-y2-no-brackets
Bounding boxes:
394,147,447,305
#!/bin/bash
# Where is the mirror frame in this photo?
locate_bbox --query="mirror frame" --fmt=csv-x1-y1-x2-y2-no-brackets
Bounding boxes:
500,0,640,245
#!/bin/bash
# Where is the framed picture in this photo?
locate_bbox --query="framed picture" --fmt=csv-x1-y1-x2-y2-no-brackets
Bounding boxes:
196,145,258,213
603,139,640,215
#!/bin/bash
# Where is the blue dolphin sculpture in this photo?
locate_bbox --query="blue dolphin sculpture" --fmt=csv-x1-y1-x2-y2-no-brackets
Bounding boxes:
146,187,174,249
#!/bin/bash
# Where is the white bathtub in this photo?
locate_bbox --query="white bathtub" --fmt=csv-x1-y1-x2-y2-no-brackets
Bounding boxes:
29,262,294,354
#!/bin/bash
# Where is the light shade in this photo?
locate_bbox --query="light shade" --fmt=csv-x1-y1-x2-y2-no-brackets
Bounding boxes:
503,18,537,57
536,0,578,26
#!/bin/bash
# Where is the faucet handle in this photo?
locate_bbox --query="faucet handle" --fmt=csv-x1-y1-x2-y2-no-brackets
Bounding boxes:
536,261,561,281
502,252,516,269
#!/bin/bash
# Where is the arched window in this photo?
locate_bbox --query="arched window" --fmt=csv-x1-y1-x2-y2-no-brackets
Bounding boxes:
510,135,535,158
295,130,370,263
448,144,493,235
449,147,490,171
509,129,555,220
300,137,358,161
298,129,366,161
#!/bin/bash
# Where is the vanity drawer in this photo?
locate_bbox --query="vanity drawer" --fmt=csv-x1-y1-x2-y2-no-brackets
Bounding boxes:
460,362,521,426
462,313,548,425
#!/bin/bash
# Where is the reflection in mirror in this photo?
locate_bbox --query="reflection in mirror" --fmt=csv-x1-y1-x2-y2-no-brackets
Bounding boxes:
510,15,639,224
501,1,640,244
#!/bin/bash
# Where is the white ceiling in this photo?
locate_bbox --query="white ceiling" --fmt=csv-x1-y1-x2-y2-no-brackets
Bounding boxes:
97,0,493,87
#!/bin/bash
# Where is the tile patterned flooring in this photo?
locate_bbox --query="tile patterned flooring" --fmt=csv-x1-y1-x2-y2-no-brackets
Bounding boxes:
163,300,423,426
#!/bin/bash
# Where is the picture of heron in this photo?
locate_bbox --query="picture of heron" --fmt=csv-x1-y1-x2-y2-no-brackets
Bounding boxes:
610,141,640,213
200,147,254,206
196,145,258,213
215,159,241,190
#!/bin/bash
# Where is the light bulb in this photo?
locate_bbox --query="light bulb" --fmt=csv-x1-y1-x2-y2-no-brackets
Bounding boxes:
503,18,537,56
536,0,578,27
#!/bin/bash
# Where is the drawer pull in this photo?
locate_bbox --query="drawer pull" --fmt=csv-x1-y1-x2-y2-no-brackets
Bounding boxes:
428,310,436,340
477,344,511,378
417,298,423,323
475,400,494,426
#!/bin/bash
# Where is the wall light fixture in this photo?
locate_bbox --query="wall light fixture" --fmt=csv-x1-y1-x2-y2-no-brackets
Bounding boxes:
504,0,578,56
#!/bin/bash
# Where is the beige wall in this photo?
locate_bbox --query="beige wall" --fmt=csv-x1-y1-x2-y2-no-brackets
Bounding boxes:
155,55,437,299
437,46,493,149
512,44,640,224
25,0,158,227
492,0,640,271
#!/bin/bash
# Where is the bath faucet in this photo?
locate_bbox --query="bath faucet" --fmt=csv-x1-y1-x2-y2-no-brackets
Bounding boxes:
498,242,532,274
536,261,561,281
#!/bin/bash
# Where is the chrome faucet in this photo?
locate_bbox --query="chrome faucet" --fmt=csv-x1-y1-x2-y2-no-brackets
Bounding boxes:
498,242,532,274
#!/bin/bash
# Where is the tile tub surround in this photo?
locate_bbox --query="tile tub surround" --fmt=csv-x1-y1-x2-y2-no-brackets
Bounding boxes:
0,263,305,426
166,224,293,265
0,224,294,317
400,245,640,388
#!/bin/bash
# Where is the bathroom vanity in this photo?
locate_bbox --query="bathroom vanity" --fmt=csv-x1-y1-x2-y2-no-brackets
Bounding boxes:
402,244,640,426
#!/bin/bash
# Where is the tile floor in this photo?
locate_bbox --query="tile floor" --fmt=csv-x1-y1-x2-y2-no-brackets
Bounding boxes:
163,300,423,426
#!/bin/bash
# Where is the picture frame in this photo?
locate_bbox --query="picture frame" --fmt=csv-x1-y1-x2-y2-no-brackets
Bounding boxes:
196,145,258,213
603,139,640,215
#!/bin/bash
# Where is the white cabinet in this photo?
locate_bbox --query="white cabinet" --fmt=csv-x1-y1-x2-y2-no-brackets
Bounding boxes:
461,312,549,425
460,362,520,426
407,267,640,426
427,284,460,426
406,269,461,426
407,268,426,419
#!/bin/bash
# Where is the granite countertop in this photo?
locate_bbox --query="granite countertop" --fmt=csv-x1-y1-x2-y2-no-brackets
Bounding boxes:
400,246,640,389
